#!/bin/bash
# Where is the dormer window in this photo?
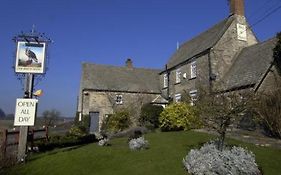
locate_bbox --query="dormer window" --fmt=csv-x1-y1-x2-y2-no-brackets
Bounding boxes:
176,69,181,83
163,73,168,88
190,61,197,79
116,95,123,105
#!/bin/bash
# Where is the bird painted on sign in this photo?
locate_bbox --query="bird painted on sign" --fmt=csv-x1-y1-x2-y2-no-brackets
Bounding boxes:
25,48,38,63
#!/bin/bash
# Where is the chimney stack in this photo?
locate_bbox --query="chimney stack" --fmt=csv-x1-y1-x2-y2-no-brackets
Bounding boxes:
229,0,245,16
125,58,133,68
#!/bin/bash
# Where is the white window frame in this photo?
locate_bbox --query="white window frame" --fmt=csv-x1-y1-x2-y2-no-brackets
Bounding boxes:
175,93,181,102
189,90,197,106
163,73,168,88
176,69,181,83
116,95,123,105
190,61,197,79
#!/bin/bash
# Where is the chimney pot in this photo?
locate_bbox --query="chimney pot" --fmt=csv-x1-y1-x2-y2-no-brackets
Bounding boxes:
229,0,245,16
125,58,133,68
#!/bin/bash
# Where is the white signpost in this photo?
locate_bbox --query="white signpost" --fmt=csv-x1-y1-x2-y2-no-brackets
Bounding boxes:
14,98,38,126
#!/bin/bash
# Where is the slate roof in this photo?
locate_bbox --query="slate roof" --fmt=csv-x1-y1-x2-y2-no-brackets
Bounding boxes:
81,63,161,94
167,17,234,69
221,38,277,91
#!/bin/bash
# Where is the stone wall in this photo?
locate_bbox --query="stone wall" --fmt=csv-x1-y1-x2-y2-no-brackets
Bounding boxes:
81,90,159,131
211,15,258,86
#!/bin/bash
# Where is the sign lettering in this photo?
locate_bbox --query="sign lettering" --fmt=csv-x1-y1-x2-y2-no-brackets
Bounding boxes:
14,98,38,126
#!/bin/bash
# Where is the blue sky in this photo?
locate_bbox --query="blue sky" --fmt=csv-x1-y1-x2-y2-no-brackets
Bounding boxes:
0,0,280,117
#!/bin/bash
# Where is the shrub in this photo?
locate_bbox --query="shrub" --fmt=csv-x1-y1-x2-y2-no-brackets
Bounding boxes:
35,134,96,152
74,112,91,133
98,138,110,146
253,88,281,138
128,129,143,141
128,136,149,150
139,103,163,129
68,125,87,137
106,109,132,132
159,102,201,131
183,141,260,175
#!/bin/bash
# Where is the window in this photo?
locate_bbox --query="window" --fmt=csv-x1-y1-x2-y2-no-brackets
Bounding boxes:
116,95,123,105
175,94,181,102
176,69,181,83
189,90,197,106
190,61,197,79
163,73,168,88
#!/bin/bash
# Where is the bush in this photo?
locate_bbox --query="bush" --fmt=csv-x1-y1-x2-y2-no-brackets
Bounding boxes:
139,103,163,129
159,102,201,131
35,134,97,152
74,112,90,134
68,125,88,137
98,138,110,146
128,136,149,150
183,141,260,175
106,109,132,132
254,88,281,138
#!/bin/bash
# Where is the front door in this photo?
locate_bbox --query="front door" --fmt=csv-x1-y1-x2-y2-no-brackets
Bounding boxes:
89,112,99,133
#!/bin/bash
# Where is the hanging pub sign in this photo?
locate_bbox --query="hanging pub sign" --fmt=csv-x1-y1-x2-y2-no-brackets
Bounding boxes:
15,41,46,74
14,98,38,126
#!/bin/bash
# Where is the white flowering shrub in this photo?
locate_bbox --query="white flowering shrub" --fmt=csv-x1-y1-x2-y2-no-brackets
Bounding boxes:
98,138,110,146
128,136,149,150
183,142,261,175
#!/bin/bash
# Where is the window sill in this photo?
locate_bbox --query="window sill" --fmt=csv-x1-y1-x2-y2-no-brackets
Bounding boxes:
174,82,181,85
188,77,196,80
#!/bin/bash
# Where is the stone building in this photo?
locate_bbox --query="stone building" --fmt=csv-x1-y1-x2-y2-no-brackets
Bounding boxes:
78,0,280,132
78,59,164,132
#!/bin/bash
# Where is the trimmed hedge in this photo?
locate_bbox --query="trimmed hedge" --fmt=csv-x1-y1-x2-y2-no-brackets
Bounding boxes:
35,134,97,152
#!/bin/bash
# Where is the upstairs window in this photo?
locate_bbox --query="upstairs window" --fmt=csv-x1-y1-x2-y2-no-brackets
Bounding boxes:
189,90,197,106
190,61,197,79
116,95,123,105
175,94,181,102
176,69,181,83
163,73,168,88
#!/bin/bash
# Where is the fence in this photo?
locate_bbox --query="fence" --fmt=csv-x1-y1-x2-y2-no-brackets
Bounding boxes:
1,127,48,158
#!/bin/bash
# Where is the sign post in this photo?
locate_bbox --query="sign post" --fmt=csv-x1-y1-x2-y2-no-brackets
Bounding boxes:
13,28,51,162
17,74,35,162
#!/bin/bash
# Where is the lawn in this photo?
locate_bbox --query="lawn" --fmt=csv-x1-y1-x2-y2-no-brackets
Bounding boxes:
4,131,281,175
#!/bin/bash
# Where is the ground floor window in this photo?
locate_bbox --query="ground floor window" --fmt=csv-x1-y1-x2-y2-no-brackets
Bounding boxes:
189,90,197,106
116,95,123,104
175,93,181,102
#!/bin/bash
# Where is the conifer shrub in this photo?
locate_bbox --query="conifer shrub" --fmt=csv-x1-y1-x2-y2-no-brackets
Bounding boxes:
159,102,201,131
183,141,261,175
139,103,163,129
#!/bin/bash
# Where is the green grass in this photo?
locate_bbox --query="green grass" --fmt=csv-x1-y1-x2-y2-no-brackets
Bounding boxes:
5,131,281,175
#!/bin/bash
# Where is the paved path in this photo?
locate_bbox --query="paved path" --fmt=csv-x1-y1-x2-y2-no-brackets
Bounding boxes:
194,128,281,149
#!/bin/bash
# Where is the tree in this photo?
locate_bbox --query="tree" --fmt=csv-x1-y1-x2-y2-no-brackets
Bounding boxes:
42,109,60,127
253,87,281,138
196,89,253,151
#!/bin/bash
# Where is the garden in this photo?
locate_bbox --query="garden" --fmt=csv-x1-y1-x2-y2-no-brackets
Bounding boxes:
2,64,281,174
2,131,281,175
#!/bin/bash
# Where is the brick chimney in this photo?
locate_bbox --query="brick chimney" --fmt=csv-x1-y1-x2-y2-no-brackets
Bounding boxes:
125,58,133,68
229,0,245,16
